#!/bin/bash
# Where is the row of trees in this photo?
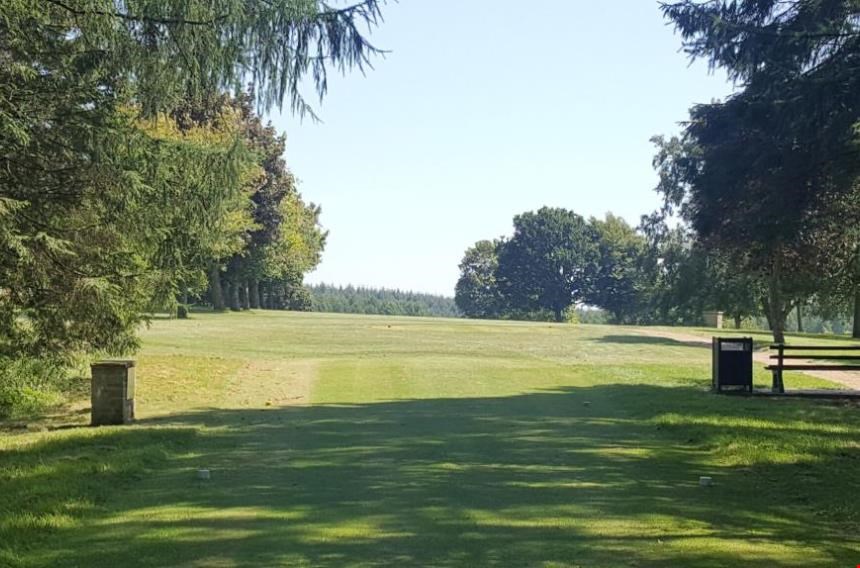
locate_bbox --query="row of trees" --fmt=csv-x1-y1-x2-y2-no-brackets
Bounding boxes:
457,2,860,342
455,205,859,333
193,95,327,316
309,284,460,318
0,0,385,410
455,209,652,323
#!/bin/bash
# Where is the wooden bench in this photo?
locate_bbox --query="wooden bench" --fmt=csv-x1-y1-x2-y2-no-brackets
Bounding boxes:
767,344,860,393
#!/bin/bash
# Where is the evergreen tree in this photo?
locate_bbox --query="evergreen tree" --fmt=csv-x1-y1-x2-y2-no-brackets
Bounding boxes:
661,1,860,341
0,1,385,372
308,285,460,318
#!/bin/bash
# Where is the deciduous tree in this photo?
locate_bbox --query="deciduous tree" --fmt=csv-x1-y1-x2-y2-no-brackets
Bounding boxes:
497,208,599,323
587,214,649,323
455,240,505,319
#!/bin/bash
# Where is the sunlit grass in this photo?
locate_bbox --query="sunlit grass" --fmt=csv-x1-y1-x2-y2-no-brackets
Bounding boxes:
1,311,858,567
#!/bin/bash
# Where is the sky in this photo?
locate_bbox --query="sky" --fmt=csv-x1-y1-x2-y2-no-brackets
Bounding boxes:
270,1,735,297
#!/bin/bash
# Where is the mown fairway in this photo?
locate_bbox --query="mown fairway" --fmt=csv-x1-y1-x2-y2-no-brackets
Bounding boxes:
2,312,859,567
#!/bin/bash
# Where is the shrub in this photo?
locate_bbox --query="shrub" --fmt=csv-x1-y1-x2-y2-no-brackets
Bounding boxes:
0,357,69,419
564,307,580,325
576,308,610,325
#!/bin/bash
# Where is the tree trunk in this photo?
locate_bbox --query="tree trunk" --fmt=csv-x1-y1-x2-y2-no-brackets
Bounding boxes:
275,283,285,310
249,278,260,309
767,254,787,344
177,287,189,319
209,263,226,311
853,287,860,339
278,282,288,310
269,283,278,309
771,311,787,344
270,282,278,309
554,307,565,323
734,314,742,329
260,282,270,309
762,299,774,331
223,280,232,308
239,282,250,310
229,281,241,312
796,304,803,333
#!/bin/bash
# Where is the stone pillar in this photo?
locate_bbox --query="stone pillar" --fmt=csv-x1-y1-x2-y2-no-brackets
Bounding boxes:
703,311,724,329
91,360,136,426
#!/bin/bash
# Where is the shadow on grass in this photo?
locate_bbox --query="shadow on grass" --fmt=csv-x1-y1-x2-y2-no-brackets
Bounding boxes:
2,385,859,567
595,334,709,349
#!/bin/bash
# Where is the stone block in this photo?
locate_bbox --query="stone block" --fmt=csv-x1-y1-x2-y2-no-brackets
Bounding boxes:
91,360,136,426
703,311,724,329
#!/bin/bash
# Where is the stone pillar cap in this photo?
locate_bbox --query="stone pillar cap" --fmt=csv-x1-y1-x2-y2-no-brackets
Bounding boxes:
92,360,136,368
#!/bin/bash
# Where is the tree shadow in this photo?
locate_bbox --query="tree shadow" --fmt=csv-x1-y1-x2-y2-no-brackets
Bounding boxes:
2,385,858,567
595,334,709,349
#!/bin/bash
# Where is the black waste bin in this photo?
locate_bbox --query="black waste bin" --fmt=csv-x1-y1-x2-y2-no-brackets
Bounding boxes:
712,337,753,393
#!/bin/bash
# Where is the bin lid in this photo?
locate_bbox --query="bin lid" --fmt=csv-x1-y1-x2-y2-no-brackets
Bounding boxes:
714,337,752,351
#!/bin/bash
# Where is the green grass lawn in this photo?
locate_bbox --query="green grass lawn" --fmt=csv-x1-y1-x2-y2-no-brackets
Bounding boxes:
657,324,860,348
2,312,859,567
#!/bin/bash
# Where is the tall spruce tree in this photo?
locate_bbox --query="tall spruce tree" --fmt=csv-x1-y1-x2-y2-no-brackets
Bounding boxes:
659,2,860,341
650,127,860,342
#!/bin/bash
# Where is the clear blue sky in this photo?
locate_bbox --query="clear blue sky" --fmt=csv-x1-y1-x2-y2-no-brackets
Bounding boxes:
270,1,733,297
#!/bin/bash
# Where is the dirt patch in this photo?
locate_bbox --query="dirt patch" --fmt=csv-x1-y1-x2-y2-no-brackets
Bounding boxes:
634,328,860,390
229,359,318,408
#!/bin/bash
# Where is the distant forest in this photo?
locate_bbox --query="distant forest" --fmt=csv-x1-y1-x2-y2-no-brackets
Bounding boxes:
309,284,460,318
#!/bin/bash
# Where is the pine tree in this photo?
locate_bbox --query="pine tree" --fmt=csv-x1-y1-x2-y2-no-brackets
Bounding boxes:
661,1,860,341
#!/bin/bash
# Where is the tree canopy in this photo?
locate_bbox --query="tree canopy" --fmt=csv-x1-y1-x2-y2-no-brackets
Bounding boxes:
659,0,860,341
457,210,659,324
311,284,460,318
454,240,505,320
0,0,385,386
496,208,599,323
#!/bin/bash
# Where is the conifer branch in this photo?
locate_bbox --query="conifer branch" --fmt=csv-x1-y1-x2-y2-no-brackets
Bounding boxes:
43,0,230,26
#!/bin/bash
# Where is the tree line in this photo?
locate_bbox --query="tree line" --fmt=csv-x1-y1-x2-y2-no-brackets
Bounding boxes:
457,1,860,343
456,203,860,334
188,95,327,316
454,209,713,325
0,0,385,415
309,284,460,318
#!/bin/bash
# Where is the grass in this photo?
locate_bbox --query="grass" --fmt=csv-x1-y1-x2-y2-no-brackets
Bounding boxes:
1,311,859,567
655,325,860,370
660,324,860,348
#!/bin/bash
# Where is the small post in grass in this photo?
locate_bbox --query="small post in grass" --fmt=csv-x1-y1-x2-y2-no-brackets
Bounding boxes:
91,360,136,426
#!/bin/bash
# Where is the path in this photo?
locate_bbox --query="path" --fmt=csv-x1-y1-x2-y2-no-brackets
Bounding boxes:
634,328,860,390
